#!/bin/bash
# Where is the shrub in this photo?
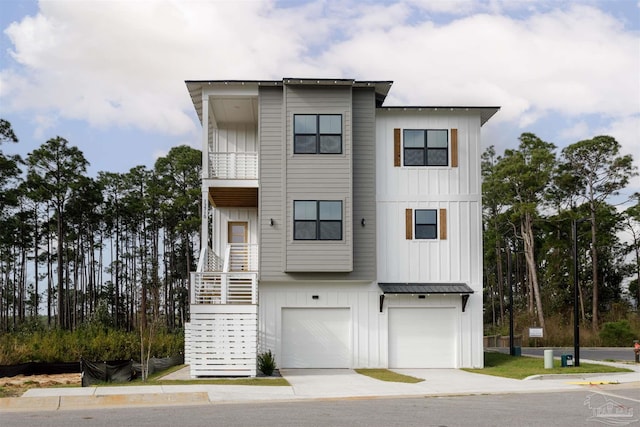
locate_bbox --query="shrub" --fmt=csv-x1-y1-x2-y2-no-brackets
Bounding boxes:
0,327,185,365
258,350,276,376
599,320,636,347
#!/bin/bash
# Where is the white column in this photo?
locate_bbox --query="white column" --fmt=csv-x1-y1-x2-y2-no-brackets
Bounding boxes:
201,94,209,179
202,189,209,255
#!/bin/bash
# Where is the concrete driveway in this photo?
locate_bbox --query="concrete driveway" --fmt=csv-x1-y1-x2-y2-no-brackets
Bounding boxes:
280,368,593,399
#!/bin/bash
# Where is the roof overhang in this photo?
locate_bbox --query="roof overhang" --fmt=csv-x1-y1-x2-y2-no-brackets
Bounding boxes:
378,106,500,126
378,283,474,313
185,78,395,123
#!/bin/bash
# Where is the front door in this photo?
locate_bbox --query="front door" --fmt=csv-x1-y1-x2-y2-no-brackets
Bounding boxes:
228,222,248,271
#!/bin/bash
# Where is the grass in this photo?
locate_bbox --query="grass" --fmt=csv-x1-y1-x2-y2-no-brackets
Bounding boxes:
92,365,291,387
463,352,633,380
355,369,423,383
141,378,290,386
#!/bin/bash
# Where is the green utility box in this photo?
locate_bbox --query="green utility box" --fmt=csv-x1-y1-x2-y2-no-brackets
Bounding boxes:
561,354,574,367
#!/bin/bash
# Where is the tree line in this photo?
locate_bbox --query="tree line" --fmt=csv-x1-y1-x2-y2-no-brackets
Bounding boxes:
2,118,639,338
483,132,640,334
0,119,201,332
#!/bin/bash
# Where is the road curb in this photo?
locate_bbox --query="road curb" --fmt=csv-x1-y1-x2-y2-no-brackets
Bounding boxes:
0,392,211,412
524,372,624,381
0,396,60,412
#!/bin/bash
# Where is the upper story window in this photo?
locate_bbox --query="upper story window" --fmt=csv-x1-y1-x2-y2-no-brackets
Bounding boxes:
415,209,438,239
403,129,448,166
294,114,342,154
294,200,343,240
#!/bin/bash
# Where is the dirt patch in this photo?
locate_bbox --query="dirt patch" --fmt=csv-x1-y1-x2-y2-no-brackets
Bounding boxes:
0,373,81,398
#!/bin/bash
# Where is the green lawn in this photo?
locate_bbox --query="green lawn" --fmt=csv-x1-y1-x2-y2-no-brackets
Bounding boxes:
355,369,424,383
462,352,633,380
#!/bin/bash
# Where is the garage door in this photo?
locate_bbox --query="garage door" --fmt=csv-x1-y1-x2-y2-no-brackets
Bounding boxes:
389,307,457,368
281,308,351,368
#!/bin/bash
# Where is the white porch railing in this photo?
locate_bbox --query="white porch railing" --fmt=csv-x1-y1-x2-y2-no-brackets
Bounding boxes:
209,152,258,180
196,246,222,273
191,243,258,305
224,243,258,272
191,272,257,305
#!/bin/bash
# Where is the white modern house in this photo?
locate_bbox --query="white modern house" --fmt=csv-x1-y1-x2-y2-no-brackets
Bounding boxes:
185,78,499,376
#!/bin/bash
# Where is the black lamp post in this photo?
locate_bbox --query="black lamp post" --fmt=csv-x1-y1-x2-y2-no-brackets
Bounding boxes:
572,217,589,367
507,247,515,356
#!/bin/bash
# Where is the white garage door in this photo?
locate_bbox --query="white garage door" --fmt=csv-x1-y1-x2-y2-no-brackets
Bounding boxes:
281,308,351,368
389,307,457,368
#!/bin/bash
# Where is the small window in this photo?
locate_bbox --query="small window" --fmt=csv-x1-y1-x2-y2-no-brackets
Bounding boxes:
415,209,437,239
294,114,342,154
403,129,448,166
294,200,343,240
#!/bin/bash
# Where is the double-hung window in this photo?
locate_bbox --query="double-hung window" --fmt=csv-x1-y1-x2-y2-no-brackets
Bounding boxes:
415,209,438,239
294,200,343,240
403,129,448,166
294,114,342,154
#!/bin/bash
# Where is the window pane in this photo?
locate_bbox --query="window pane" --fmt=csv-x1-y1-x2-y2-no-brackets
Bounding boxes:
319,135,342,153
319,115,341,134
415,224,437,239
294,115,317,134
404,148,425,166
319,221,342,240
427,130,448,148
319,201,342,220
294,135,317,153
404,130,425,148
427,148,448,166
415,209,437,225
295,221,317,240
294,201,317,220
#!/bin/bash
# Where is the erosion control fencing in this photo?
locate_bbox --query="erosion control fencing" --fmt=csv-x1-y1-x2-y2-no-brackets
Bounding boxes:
0,362,81,378
81,359,134,387
132,354,184,377
81,354,184,386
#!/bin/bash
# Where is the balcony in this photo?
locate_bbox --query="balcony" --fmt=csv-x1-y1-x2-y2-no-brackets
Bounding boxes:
206,152,258,208
208,152,258,180
191,244,258,305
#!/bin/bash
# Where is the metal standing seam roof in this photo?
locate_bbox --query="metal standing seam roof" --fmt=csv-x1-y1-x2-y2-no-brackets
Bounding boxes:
378,283,474,294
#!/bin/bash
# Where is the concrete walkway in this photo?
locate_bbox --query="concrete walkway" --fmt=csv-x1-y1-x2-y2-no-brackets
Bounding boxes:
1,360,638,412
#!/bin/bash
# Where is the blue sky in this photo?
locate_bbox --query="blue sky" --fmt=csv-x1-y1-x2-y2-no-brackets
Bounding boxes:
1,0,639,196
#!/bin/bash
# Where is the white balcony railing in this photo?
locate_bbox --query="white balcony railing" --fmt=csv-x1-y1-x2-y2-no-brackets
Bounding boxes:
190,271,257,305
191,244,258,305
209,152,258,180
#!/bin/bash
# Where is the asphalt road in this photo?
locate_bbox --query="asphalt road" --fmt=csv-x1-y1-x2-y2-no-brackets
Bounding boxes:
4,387,639,427
493,347,637,362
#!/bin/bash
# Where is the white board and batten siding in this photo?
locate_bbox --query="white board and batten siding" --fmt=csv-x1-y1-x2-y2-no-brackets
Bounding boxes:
375,110,485,369
189,305,257,377
259,284,470,369
258,282,384,369
211,123,257,154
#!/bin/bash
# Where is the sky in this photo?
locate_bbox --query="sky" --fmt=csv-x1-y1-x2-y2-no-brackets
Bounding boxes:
0,0,639,199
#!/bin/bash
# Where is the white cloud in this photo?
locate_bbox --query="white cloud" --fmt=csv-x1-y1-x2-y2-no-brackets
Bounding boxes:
33,113,57,140
559,120,590,141
0,0,638,154
598,114,640,195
